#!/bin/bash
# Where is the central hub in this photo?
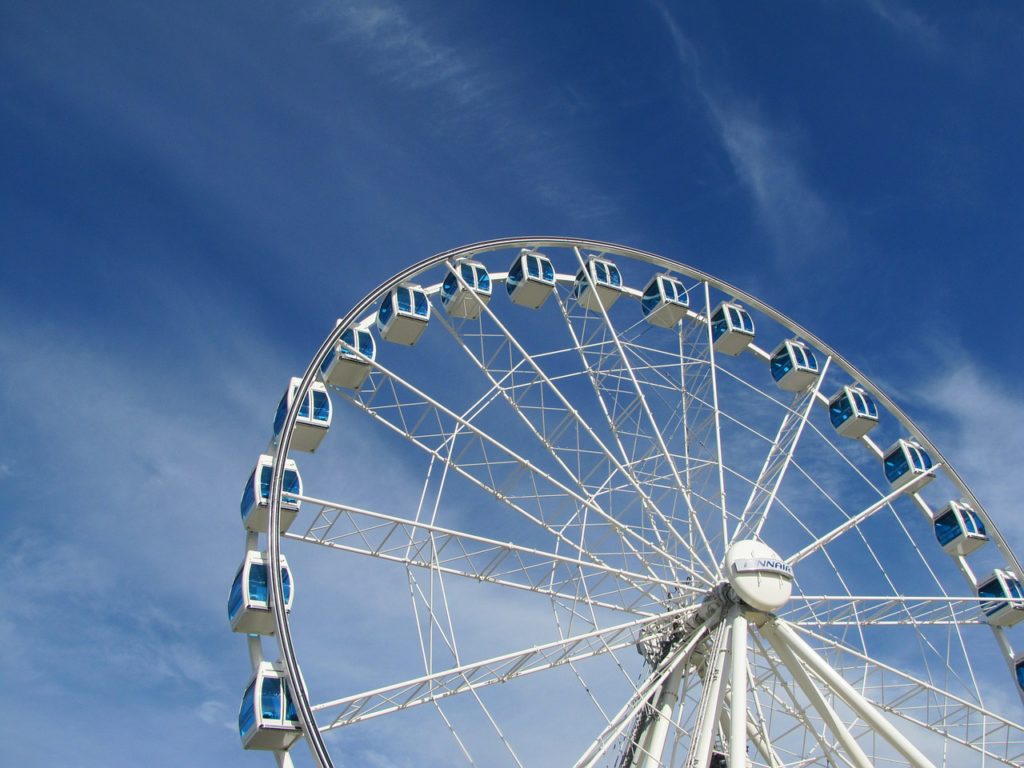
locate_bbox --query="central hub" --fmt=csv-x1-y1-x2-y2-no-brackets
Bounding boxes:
724,539,794,612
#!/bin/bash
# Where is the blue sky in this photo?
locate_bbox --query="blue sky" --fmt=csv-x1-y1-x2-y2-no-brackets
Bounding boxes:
3,1,1024,766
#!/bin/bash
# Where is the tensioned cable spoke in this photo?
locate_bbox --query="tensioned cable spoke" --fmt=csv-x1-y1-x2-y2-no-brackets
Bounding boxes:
429,270,712,589
314,606,694,731
730,355,831,546
567,246,720,581
335,355,690,592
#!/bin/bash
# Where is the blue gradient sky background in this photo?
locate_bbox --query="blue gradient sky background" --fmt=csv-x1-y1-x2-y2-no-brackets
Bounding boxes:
3,1,1024,765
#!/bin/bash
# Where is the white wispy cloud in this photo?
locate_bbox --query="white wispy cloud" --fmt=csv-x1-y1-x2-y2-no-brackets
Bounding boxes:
860,0,943,52
651,1,843,264
915,357,1024,547
298,0,618,221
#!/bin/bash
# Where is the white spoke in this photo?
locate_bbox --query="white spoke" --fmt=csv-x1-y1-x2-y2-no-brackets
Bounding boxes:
315,606,693,731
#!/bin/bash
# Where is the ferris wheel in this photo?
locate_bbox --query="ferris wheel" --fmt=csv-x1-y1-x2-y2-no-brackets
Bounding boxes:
229,237,1024,768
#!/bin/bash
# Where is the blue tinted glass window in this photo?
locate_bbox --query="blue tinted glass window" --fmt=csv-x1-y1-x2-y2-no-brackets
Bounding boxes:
594,262,607,284
441,273,458,302
320,349,335,374
284,682,299,724
979,578,1004,600
727,308,741,328
508,258,524,289
228,568,245,619
541,257,554,282
910,446,932,471
771,349,793,382
240,469,257,519
934,510,960,546
966,509,986,537
273,395,288,436
282,566,292,603
1009,579,1024,601
1016,661,1024,691
884,447,911,483
523,256,536,279
397,288,412,313
413,290,428,317
607,265,621,286
283,469,300,504
378,295,393,326
642,281,660,316
249,563,269,605
259,465,272,502
340,328,354,347
574,272,585,298
711,308,727,341
357,330,374,357
830,394,853,427
803,348,818,371
476,266,490,291
262,677,282,719
461,263,474,284
739,309,754,333
239,681,257,736
312,390,330,421
297,388,310,419
865,394,878,417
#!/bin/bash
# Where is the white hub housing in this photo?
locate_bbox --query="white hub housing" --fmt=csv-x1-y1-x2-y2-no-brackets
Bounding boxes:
725,540,794,612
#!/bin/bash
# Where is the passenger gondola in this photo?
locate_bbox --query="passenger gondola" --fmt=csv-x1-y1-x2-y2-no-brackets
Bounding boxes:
506,249,555,309
272,377,331,452
440,259,492,319
240,454,302,533
978,569,1024,627
770,340,821,392
933,501,988,556
882,439,935,492
377,283,430,345
710,302,755,356
641,274,689,328
573,257,623,311
228,551,293,635
320,325,375,390
238,662,303,750
828,386,879,438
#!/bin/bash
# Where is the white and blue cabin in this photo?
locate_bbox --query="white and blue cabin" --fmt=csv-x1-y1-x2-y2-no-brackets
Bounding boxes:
228,551,293,635
506,249,555,309
441,259,492,319
978,569,1024,627
377,283,430,345
641,274,689,328
933,501,988,556
828,386,879,439
573,257,623,311
770,340,821,392
239,662,303,751
710,302,755,356
320,325,375,390
272,377,331,452
882,439,935,492
240,454,302,533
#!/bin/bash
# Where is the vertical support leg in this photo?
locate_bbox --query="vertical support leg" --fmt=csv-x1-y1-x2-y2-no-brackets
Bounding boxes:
728,611,747,768
760,622,873,768
631,662,686,768
771,620,937,768
684,622,731,768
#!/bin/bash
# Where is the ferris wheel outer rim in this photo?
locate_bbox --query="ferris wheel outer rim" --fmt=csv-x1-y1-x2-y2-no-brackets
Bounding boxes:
264,236,1024,766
